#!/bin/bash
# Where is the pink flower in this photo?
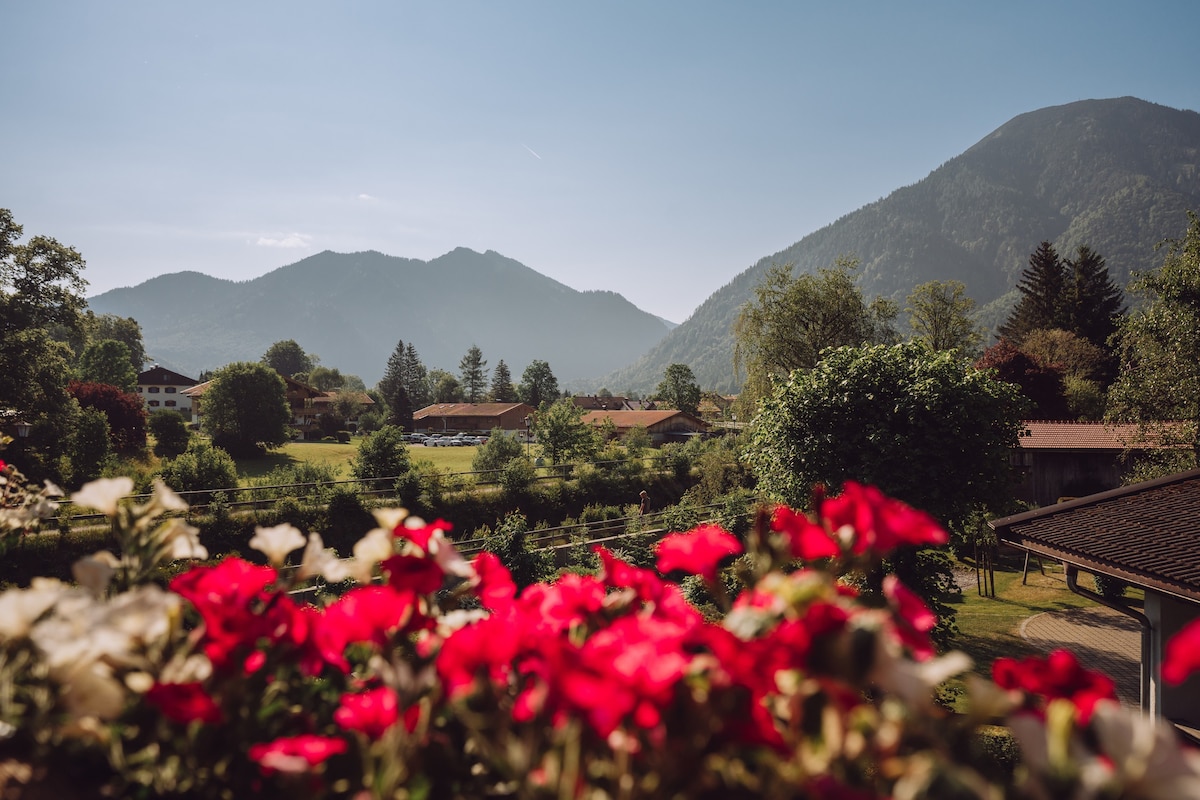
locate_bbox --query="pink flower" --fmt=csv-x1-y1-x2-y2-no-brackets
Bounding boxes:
820,482,947,555
248,734,347,775
771,505,840,560
145,681,222,725
1163,618,1200,685
655,524,743,582
334,686,400,740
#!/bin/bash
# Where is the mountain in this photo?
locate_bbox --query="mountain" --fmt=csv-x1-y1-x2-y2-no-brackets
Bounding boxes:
87,249,672,386
600,97,1200,393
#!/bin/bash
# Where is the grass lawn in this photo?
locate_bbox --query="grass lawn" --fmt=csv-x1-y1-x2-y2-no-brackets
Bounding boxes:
948,548,1110,678
232,439,484,483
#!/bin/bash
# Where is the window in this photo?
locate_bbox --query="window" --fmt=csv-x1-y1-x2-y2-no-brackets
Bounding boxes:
149,387,160,393
165,400,177,407
136,387,143,393
148,400,160,407
165,387,176,394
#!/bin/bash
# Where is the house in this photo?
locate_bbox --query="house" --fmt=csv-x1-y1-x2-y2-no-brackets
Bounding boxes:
580,409,710,446
696,392,737,422
571,395,656,411
312,391,375,431
135,366,199,416
181,373,353,438
413,403,536,434
1012,421,1187,507
989,468,1200,731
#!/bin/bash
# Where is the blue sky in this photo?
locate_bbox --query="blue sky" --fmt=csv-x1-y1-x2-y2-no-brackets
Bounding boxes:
3,1,1198,324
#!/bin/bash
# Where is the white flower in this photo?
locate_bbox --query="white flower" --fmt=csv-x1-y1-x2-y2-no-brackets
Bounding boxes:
1089,701,1200,799
0,579,68,639
158,518,207,561
870,645,972,708
350,527,396,582
372,507,409,531
72,551,120,596
249,523,306,567
57,660,126,720
71,477,134,516
146,479,188,514
297,533,350,583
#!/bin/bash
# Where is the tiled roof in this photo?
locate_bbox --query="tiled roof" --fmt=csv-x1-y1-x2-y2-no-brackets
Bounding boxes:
181,381,212,397
1015,421,1171,450
580,410,709,429
314,391,375,405
989,468,1200,602
413,403,531,418
137,366,198,386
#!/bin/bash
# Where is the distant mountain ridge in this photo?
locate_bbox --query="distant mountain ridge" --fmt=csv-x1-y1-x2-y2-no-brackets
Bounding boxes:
88,248,673,386
599,97,1200,392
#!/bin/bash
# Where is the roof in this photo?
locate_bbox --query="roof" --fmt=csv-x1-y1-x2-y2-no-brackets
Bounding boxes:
1015,420,1181,450
413,403,533,419
137,365,198,386
989,468,1200,603
313,391,375,406
580,410,710,429
181,380,212,397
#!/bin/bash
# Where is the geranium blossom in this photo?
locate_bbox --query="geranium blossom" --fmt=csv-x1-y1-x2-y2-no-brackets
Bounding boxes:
771,505,840,560
334,686,400,739
820,481,948,554
993,649,1117,723
1163,618,1200,685
655,523,743,582
248,735,347,775
146,681,223,724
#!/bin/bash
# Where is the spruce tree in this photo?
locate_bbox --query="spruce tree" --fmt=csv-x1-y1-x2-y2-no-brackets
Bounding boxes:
378,339,414,430
1063,245,1125,348
998,241,1068,343
459,345,489,404
402,343,430,409
490,359,516,402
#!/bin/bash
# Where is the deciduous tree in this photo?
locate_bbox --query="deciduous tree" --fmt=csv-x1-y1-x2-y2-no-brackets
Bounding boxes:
76,339,138,392
202,362,292,456
905,280,982,354
261,340,315,378
975,340,1067,420
86,314,145,372
655,364,701,415
533,398,597,465
68,380,147,454
459,345,489,403
148,409,191,458
350,425,413,492
517,360,560,409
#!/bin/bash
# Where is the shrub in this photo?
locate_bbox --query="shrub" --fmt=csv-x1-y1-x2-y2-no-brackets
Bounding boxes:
147,409,191,458
156,439,238,503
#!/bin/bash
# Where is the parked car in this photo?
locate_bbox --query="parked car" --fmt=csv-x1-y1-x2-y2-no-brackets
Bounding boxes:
424,434,444,446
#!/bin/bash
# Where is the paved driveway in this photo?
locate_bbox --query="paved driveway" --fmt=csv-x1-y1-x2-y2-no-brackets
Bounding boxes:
1020,605,1141,706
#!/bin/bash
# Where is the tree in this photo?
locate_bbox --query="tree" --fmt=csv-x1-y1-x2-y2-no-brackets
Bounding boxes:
158,439,239,501
202,362,292,456
68,407,112,487
655,364,701,415
749,342,1025,531
905,280,982,354
76,339,138,392
518,360,560,409
307,365,345,391
68,381,148,454
1062,245,1125,349
350,425,413,492
998,242,1068,343
1021,328,1111,420
459,345,489,403
378,340,415,430
975,340,1067,420
0,209,89,482
148,409,191,458
534,398,598,465
733,258,897,393
261,340,315,377
490,359,517,403
472,428,526,475
402,343,430,409
430,370,462,403
1108,211,1200,469
87,314,146,373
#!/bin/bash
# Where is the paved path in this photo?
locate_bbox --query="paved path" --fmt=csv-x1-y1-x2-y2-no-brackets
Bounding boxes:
1020,605,1142,707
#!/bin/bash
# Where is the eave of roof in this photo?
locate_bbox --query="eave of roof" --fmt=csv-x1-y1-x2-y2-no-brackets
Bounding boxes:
989,468,1200,603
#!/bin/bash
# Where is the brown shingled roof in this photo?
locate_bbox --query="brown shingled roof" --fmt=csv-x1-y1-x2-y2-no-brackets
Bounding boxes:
1015,421,1181,450
989,468,1200,602
413,403,530,418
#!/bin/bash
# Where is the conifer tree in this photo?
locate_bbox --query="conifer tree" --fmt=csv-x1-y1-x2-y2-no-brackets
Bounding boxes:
459,345,489,404
1063,245,1125,348
402,343,430,409
378,339,414,431
998,242,1068,343
490,359,516,402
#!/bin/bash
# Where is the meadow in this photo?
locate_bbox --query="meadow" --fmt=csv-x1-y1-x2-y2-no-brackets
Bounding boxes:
232,438,484,482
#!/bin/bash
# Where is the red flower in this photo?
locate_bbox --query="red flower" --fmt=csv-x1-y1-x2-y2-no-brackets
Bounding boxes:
1163,618,1200,685
770,505,840,560
145,681,222,725
595,546,666,604
169,558,282,669
820,482,947,555
322,585,421,649
883,575,937,660
334,686,400,740
437,614,519,699
381,553,444,595
248,734,347,775
992,649,1116,722
395,518,452,551
655,524,743,582
473,552,517,612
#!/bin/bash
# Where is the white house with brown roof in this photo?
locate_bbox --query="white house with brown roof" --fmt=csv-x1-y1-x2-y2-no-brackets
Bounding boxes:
136,366,199,416
580,409,710,446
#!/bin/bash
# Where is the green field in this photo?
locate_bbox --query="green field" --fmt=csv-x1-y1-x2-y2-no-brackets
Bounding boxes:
233,439,486,483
